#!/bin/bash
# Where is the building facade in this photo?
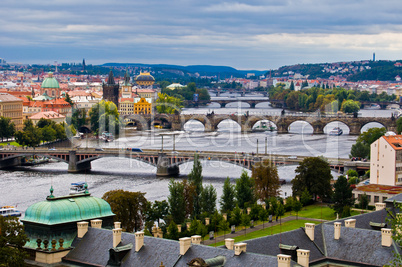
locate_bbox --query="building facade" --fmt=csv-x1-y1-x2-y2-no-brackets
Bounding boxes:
40,72,61,98
370,135,402,186
0,92,23,130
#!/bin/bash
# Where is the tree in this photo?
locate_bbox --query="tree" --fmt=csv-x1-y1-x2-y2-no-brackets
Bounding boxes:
357,127,387,146
388,202,402,266
102,190,147,232
218,219,230,239
252,160,280,201
341,99,360,113
359,193,369,210
276,203,286,225
0,216,28,266
188,154,203,217
15,119,42,147
293,199,303,220
220,177,236,213
200,184,217,215
258,208,269,229
166,221,179,240
350,141,370,159
235,170,255,209
331,176,354,217
146,200,169,226
300,188,313,206
182,179,196,218
0,117,15,142
397,117,402,134
240,213,251,236
292,157,333,201
41,125,57,143
70,108,87,131
289,81,295,91
64,92,74,107
89,100,121,135
168,179,186,224
155,93,183,114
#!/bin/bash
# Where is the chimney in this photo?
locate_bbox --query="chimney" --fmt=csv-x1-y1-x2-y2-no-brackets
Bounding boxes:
297,249,310,267
114,222,121,229
191,235,201,245
77,221,88,238
345,219,356,228
234,243,247,255
375,203,386,211
305,223,315,241
334,222,341,240
135,231,144,252
277,254,291,267
262,203,266,210
247,207,251,215
113,227,122,248
186,222,191,230
381,228,392,247
225,238,234,250
91,219,102,229
179,237,191,255
205,218,210,225
177,225,182,233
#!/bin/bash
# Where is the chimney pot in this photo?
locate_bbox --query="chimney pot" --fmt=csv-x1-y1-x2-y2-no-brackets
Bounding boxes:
381,228,392,247
297,249,310,267
234,242,247,255
77,221,88,238
225,238,234,250
305,223,315,241
334,222,341,240
277,254,291,267
91,219,102,229
177,224,182,233
179,237,191,255
205,218,210,225
375,203,386,211
191,235,201,245
345,219,356,228
135,231,144,252
113,228,122,248
247,207,251,215
222,213,227,221
114,222,121,229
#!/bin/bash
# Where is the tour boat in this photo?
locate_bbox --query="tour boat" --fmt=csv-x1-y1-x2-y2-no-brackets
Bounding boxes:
329,127,343,136
365,103,381,110
100,131,114,142
69,182,87,195
254,121,276,132
0,206,22,217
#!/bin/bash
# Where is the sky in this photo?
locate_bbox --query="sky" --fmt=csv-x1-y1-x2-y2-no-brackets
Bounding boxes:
2,0,402,70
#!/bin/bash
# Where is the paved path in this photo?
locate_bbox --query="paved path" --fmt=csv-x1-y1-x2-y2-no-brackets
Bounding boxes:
203,216,327,246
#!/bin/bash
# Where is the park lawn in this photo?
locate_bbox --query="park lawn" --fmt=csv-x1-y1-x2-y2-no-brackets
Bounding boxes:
0,141,21,147
210,219,319,247
284,204,367,221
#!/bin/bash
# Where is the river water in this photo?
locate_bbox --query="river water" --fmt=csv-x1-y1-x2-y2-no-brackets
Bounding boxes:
0,93,396,214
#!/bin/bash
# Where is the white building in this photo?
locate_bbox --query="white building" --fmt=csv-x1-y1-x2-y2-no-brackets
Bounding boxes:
370,135,402,186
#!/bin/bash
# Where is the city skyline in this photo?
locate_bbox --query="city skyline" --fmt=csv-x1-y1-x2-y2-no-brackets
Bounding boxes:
2,0,402,70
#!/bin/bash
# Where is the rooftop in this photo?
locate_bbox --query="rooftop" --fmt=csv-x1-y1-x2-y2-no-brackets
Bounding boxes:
354,184,402,194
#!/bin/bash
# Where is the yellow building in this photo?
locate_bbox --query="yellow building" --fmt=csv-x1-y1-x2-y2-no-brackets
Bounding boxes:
133,98,152,115
0,93,23,130
135,72,155,87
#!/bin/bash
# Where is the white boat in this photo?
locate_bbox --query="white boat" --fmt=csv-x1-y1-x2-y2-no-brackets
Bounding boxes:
69,182,87,195
254,121,276,132
365,103,381,110
329,127,343,136
0,206,22,217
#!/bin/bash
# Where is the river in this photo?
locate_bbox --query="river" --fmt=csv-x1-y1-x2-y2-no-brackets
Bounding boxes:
0,93,396,214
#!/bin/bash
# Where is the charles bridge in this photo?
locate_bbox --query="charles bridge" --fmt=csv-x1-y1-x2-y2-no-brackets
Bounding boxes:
126,113,397,135
0,147,364,176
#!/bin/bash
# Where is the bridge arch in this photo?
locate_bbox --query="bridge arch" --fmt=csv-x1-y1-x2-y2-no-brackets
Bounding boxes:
214,118,241,132
183,119,206,132
288,120,314,134
151,115,172,129
125,115,150,130
360,121,388,133
254,102,271,108
323,121,350,135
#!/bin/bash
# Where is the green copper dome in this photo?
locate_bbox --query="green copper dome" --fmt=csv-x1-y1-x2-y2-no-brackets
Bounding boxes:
22,194,114,225
41,72,60,88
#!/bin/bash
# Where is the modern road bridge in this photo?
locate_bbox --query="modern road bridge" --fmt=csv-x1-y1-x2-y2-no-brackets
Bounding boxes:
0,148,359,176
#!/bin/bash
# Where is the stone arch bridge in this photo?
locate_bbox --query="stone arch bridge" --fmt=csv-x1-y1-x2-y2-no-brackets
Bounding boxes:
125,113,397,135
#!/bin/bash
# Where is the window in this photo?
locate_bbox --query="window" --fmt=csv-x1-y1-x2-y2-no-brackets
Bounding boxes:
374,196,379,203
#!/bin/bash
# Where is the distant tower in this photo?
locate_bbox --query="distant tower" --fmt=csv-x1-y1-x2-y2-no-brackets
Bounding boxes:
373,53,375,61
83,59,86,71
103,70,119,108
121,69,132,98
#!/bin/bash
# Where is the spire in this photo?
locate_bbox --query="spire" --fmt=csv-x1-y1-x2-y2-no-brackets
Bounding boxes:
107,70,115,85
49,186,55,198
124,70,130,85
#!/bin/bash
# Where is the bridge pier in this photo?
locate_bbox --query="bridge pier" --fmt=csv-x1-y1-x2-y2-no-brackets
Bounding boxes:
312,122,324,134
250,103,256,108
0,156,21,169
220,103,226,108
68,150,92,173
156,153,180,176
276,122,289,134
349,123,362,135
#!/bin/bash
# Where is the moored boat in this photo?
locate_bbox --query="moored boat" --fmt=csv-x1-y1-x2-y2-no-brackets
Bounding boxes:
69,182,87,195
0,206,22,217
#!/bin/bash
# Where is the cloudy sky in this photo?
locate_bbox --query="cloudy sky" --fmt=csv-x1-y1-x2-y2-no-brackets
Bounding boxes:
1,0,402,70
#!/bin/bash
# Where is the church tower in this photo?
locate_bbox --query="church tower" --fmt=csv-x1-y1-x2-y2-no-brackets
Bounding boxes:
103,70,119,108
121,70,132,98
